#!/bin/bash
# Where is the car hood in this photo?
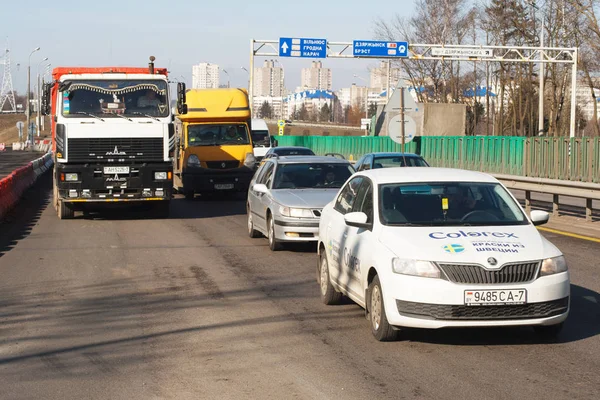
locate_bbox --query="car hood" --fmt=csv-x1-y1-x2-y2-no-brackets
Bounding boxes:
378,225,562,266
271,188,339,208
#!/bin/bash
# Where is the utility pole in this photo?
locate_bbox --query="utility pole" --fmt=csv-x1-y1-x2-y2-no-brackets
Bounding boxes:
26,47,40,146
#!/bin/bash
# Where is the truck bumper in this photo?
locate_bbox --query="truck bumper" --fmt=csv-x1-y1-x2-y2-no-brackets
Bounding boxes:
55,162,173,203
182,166,254,193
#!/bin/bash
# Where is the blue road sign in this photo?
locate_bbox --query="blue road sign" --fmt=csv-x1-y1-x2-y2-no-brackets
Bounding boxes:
279,37,327,58
353,40,409,58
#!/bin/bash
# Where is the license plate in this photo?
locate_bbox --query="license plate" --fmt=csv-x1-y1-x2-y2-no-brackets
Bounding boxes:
104,166,129,174
464,289,527,306
214,183,234,190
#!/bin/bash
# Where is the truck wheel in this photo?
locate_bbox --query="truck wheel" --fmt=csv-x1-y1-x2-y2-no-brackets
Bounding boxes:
318,252,342,305
267,215,282,251
58,200,74,220
184,189,194,200
154,201,170,219
247,206,260,238
368,275,397,342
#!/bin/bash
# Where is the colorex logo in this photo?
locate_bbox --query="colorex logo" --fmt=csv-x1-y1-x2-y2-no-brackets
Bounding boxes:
429,231,518,239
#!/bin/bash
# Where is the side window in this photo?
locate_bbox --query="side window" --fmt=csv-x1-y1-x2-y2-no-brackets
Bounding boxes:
334,177,363,214
253,163,266,183
361,185,374,223
358,155,372,171
257,162,274,185
264,164,275,188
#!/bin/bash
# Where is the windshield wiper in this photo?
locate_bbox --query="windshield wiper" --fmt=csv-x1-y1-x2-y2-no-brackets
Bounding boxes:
74,111,104,122
128,111,160,121
103,112,133,122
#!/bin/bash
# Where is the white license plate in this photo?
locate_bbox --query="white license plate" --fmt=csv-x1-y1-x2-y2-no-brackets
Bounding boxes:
214,183,234,190
104,166,130,174
464,289,527,306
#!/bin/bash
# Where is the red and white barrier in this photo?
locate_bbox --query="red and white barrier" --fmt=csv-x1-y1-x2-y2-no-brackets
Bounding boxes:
0,153,54,221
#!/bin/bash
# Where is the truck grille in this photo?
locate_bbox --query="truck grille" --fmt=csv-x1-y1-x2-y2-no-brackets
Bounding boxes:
67,138,163,163
206,161,240,169
438,262,540,284
396,297,569,320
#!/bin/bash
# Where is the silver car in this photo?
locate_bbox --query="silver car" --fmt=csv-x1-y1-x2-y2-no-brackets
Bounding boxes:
247,156,355,251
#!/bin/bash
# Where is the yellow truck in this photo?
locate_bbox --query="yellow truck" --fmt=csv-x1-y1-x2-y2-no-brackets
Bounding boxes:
174,85,256,199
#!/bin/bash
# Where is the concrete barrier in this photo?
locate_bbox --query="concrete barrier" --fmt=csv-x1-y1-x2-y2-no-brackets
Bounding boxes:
0,153,53,221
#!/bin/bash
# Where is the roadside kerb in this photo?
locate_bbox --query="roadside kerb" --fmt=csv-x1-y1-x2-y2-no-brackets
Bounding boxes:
0,153,53,221
496,174,600,221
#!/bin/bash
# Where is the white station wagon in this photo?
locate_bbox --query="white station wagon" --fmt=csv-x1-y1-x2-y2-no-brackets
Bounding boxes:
317,168,570,341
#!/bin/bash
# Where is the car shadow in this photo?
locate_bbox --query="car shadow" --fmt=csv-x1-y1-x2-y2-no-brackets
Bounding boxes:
394,284,599,345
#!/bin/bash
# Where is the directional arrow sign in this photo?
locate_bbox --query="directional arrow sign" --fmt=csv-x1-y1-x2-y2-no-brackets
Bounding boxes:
353,40,408,58
431,48,493,58
279,37,327,58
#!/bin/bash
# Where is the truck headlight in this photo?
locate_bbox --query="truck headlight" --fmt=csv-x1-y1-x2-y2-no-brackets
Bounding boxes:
65,173,79,182
540,256,568,276
392,258,441,279
279,206,313,218
154,172,168,180
187,155,201,167
244,152,256,168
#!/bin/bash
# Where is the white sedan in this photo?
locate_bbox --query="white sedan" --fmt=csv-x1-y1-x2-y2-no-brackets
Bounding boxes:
317,168,570,341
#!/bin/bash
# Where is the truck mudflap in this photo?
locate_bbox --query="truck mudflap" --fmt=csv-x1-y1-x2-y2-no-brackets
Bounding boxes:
55,162,173,202
182,166,254,194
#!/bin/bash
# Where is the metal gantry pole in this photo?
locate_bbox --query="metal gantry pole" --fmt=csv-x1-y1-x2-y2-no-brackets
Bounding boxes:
249,39,255,117
570,47,578,138
539,15,545,135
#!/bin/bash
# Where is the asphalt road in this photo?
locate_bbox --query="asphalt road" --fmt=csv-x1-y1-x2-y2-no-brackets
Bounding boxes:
0,151,45,179
0,174,599,400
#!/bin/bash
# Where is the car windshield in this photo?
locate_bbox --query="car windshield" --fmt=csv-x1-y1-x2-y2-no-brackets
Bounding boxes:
251,130,270,147
379,182,528,226
374,156,428,168
274,148,314,156
187,124,250,146
273,163,354,189
61,79,169,118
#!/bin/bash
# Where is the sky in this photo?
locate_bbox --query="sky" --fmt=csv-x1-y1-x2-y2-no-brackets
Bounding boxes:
1,0,415,94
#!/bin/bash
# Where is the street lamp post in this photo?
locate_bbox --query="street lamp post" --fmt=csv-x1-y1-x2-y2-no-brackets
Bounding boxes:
26,47,40,145
222,68,230,88
36,57,49,136
530,1,545,135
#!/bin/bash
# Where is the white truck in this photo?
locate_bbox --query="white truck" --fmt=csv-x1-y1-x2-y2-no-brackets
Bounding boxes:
250,118,277,162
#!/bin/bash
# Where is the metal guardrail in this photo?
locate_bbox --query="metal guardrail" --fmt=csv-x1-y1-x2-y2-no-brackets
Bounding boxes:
495,174,600,221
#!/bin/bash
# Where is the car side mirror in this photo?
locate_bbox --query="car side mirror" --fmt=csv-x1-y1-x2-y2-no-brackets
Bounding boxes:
344,212,370,228
253,183,269,194
530,210,550,226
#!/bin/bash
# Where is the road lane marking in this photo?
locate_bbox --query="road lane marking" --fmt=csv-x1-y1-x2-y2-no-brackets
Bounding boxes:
537,226,600,243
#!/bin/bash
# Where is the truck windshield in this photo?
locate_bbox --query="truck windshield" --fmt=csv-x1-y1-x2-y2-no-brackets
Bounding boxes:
187,124,250,146
251,130,270,147
379,182,528,226
61,80,169,118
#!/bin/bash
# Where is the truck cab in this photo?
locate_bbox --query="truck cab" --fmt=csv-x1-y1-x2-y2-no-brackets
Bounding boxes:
174,86,256,199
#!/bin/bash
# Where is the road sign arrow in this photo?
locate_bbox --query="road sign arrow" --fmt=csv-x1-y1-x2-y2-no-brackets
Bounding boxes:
281,42,289,54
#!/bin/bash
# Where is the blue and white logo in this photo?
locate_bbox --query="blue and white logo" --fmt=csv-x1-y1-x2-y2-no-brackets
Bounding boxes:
443,244,465,254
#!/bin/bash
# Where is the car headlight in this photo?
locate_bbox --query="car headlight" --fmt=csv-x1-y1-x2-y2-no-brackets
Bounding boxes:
154,172,168,180
244,152,256,168
65,173,78,182
187,154,201,167
279,206,314,218
392,258,441,279
540,256,568,276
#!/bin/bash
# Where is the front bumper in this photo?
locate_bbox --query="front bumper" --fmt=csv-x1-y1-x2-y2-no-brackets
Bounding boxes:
382,271,570,329
182,166,254,193
273,217,320,242
55,162,173,203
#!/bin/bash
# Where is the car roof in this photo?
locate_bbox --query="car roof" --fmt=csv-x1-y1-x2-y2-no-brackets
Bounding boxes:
363,152,423,158
356,167,498,184
269,155,351,164
272,146,313,151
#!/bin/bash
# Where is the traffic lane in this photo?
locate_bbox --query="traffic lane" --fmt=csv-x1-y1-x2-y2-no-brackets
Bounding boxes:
0,150,44,179
177,197,600,400
0,181,390,399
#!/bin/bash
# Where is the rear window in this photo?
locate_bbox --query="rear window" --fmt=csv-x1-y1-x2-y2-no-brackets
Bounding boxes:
275,148,315,156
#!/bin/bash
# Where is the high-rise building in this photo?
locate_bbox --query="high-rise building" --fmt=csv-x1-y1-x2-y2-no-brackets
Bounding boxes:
370,61,401,93
301,61,332,91
253,60,284,97
192,63,220,89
